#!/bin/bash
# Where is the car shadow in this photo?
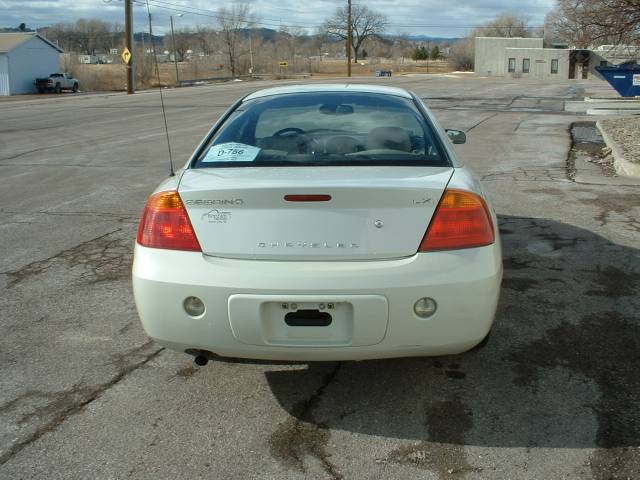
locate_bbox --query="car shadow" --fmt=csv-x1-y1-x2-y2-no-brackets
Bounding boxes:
262,215,640,471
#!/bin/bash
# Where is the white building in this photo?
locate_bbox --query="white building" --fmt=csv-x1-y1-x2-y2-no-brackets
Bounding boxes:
474,37,543,76
0,33,63,96
475,37,571,80
78,54,98,64
473,36,632,81
503,47,571,80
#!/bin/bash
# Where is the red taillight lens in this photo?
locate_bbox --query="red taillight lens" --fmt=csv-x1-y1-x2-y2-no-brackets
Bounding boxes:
419,189,494,251
137,191,201,251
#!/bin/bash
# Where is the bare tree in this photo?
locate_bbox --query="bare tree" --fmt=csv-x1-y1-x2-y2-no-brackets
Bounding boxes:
75,19,116,54
311,27,329,59
217,3,251,77
471,13,534,38
168,27,194,62
393,33,413,62
195,25,217,55
547,0,640,47
41,19,120,54
449,38,475,71
324,5,388,62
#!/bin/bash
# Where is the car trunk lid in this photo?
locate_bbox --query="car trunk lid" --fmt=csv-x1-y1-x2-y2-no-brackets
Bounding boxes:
179,166,453,260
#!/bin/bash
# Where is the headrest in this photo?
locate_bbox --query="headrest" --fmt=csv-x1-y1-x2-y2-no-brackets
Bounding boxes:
366,127,411,152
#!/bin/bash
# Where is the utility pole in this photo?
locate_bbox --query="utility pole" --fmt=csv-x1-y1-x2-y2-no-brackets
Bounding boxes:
125,0,135,94
427,39,430,73
249,27,254,75
346,0,352,77
170,14,182,87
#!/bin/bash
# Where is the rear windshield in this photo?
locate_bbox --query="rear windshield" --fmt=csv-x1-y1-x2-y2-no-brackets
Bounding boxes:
192,92,449,168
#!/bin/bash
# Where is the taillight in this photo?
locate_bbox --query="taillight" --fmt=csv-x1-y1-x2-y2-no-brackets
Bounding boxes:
419,189,494,251
137,190,201,251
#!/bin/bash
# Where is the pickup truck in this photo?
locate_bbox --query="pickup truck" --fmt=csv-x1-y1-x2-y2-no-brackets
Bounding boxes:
34,73,79,93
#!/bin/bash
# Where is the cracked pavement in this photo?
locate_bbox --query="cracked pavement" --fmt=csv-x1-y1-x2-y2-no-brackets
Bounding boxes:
0,75,638,479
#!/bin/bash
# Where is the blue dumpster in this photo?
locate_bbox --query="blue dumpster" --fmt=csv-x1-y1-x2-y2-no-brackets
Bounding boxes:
596,61,640,97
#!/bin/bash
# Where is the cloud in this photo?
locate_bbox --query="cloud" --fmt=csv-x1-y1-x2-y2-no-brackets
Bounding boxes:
0,0,555,37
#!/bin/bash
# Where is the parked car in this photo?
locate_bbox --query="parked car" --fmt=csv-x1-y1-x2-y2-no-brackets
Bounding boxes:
34,73,79,93
132,84,502,364
375,69,392,77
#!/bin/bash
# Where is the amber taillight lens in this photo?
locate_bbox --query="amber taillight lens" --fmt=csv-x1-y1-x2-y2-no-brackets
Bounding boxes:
137,191,201,251
419,189,494,251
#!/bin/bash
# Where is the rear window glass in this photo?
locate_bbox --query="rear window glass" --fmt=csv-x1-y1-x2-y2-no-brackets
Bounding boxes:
193,92,449,168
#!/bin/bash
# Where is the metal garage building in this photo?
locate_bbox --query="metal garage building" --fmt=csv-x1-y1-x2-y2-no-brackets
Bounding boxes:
0,33,63,96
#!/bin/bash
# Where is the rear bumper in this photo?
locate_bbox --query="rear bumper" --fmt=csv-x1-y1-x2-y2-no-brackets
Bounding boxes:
132,243,502,361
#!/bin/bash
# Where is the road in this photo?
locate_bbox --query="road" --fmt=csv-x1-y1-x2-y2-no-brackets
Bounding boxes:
0,74,638,480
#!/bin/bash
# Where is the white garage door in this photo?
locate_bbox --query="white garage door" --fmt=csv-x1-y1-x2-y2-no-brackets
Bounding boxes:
0,54,10,96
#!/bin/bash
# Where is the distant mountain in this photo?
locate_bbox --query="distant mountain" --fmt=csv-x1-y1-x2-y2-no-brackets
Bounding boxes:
1,26,36,33
239,27,280,41
134,32,163,44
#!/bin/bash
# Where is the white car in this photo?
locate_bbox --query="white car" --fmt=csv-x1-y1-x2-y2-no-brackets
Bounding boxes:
133,84,502,364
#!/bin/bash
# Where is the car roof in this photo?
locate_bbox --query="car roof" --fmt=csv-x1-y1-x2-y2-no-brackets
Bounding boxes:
243,84,414,101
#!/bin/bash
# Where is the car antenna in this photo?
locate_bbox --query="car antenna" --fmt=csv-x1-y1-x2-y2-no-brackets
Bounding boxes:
145,0,175,176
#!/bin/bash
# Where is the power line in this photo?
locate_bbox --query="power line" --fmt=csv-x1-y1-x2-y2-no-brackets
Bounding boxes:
54,0,548,37
130,0,323,30
144,0,323,25
135,0,546,32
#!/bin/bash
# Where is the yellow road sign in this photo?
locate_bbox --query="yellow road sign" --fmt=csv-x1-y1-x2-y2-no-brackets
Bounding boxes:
278,61,288,68
122,47,132,65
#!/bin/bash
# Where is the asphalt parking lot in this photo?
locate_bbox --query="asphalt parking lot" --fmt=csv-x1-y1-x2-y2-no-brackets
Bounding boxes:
1,74,639,479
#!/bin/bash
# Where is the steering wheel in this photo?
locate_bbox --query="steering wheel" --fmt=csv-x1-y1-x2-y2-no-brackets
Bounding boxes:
273,127,306,136
271,127,320,154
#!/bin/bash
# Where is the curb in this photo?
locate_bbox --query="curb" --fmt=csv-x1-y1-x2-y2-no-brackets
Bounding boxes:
596,120,640,179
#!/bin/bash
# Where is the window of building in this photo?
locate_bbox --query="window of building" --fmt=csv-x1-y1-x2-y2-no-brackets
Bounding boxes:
522,58,530,73
551,59,559,74
508,58,516,73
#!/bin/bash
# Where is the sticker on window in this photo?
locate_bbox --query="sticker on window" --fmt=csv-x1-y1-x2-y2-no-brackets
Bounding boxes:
202,143,260,163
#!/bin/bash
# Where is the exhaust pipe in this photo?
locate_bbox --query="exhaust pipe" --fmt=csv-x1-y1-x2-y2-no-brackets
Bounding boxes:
194,355,208,366
185,349,213,366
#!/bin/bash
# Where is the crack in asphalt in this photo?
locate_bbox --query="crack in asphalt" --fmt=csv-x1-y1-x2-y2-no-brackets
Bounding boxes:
0,162,154,169
0,341,163,465
3,229,132,288
0,209,137,221
387,393,482,477
269,362,343,480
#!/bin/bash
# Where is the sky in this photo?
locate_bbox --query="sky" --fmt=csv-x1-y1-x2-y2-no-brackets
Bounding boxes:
0,0,555,37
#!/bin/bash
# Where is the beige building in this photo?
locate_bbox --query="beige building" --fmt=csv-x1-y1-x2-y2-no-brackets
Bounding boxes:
473,37,614,80
503,47,570,80
474,37,543,76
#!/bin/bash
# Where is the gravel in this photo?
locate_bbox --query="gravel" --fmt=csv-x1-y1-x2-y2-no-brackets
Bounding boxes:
598,116,640,164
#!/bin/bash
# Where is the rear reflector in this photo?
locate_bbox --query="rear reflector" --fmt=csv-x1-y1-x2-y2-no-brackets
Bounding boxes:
137,190,201,251
284,194,331,202
419,189,494,251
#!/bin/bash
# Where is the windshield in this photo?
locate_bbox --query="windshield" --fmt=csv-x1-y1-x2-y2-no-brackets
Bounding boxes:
192,92,449,168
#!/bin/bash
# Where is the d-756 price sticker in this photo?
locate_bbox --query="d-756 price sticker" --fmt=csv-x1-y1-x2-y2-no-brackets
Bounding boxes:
202,142,261,162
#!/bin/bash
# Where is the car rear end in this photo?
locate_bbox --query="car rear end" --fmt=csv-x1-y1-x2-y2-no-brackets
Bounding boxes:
34,77,53,92
132,86,502,361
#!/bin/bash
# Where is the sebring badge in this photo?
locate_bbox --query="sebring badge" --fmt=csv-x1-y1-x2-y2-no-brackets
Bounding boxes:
185,198,244,206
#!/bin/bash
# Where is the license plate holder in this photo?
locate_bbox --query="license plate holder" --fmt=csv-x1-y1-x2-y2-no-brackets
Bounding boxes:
228,294,388,347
